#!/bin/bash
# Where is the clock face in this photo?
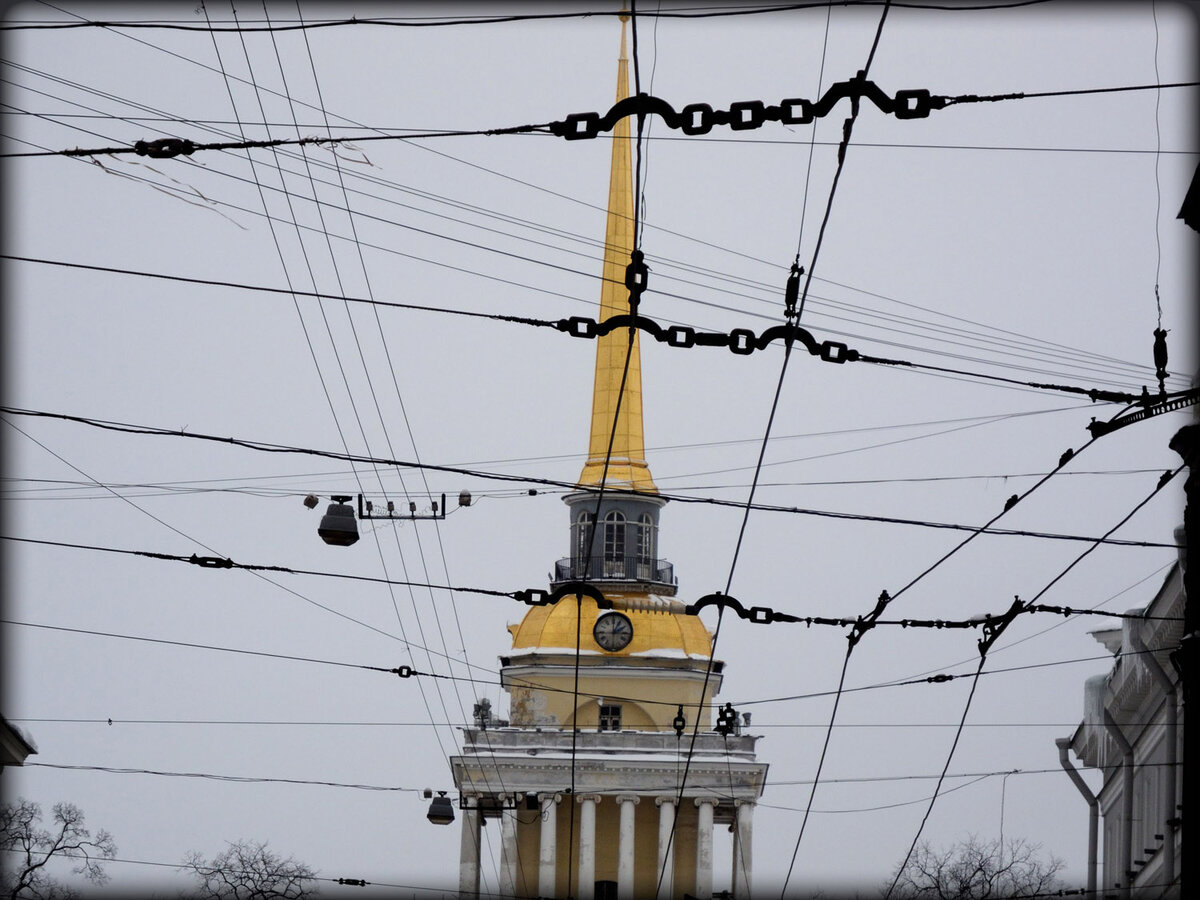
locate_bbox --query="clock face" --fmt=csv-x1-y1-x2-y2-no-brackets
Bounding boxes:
593,612,633,652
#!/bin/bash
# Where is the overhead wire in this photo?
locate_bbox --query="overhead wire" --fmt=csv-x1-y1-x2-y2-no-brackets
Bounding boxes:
882,465,1182,899
7,602,1178,717
5,250,1175,410
719,5,897,896
0,418,444,656
2,1,1064,32
565,9,646,887
9,8,1190,888
5,405,1184,549
2,56,1180,388
10,13,1187,395
294,4,510,881
207,0,467,785
4,535,1181,633
3,73,1183,391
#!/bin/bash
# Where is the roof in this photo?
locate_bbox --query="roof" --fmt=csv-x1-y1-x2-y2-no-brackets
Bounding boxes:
508,595,713,658
0,715,38,766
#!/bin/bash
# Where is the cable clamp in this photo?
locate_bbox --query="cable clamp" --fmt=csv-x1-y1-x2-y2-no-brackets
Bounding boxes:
336,878,368,887
514,588,551,606
680,102,715,135
559,111,602,141
134,138,196,159
187,554,234,568
561,316,598,339
665,325,696,348
392,665,414,679
779,97,814,125
728,328,756,355
892,88,938,119
820,341,849,363
927,674,954,683
728,100,766,130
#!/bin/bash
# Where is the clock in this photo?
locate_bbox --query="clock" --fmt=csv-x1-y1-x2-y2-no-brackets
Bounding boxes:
593,612,633,652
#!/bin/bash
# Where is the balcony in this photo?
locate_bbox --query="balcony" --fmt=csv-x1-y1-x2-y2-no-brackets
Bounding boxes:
551,555,676,593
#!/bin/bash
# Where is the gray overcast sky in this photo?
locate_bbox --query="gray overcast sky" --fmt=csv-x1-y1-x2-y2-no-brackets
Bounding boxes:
2,0,1197,896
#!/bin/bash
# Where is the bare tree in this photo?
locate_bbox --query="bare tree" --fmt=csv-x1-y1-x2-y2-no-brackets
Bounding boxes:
180,839,318,899
0,798,117,900
887,835,1065,900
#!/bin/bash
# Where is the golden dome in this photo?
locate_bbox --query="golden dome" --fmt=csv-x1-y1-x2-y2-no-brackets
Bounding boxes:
508,595,712,659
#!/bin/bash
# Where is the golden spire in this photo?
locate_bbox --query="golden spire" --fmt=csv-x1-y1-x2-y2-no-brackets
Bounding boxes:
577,16,658,494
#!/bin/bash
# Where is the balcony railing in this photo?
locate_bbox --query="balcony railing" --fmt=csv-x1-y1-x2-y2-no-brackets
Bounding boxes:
551,555,675,588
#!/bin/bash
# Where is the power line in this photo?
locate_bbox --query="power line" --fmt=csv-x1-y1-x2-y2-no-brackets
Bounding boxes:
3,405,1180,548
1,618,451,679
7,76,1181,391
0,1,1061,32
23,761,426,792
732,644,1178,708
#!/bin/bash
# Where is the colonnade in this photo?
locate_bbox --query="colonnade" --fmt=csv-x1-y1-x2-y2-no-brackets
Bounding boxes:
457,793,754,899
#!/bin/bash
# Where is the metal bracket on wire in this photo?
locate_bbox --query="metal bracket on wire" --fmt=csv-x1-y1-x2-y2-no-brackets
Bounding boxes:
548,73,945,141
512,582,613,610
556,314,855,362
1087,388,1200,438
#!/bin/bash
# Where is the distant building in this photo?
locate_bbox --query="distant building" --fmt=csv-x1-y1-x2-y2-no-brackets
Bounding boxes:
1066,536,1183,898
449,18,768,900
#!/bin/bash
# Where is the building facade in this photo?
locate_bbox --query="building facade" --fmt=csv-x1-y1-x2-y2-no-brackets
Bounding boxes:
450,18,768,900
1066,532,1184,899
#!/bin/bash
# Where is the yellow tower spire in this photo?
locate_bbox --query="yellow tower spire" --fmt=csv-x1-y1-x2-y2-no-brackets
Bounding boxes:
578,15,658,494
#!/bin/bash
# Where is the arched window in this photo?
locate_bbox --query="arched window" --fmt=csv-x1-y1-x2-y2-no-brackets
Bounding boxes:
603,510,626,576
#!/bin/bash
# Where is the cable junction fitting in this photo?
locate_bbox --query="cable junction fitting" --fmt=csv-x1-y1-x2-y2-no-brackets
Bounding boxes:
976,596,1031,658
848,590,892,650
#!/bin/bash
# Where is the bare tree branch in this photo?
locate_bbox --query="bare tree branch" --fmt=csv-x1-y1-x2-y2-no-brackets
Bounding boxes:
179,839,318,899
0,799,116,900
887,835,1065,900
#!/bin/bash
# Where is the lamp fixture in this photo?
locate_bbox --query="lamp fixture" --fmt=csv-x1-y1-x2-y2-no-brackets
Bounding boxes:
427,791,455,825
317,496,359,546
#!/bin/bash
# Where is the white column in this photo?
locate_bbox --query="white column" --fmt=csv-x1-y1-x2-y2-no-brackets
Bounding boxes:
694,797,715,900
578,795,600,900
655,796,676,899
617,793,640,900
731,801,754,900
500,804,518,898
458,797,481,898
538,793,559,899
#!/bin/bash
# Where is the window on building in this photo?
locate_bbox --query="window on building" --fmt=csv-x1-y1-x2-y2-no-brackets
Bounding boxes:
574,512,594,572
636,513,655,578
598,704,622,732
603,511,625,576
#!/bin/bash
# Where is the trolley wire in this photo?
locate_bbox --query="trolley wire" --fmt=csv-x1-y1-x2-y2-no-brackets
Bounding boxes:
3,405,1181,549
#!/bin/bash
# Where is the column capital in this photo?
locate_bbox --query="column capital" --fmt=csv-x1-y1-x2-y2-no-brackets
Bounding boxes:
576,793,603,805
616,793,641,805
734,798,756,808
694,796,718,809
538,792,563,805
655,795,676,808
